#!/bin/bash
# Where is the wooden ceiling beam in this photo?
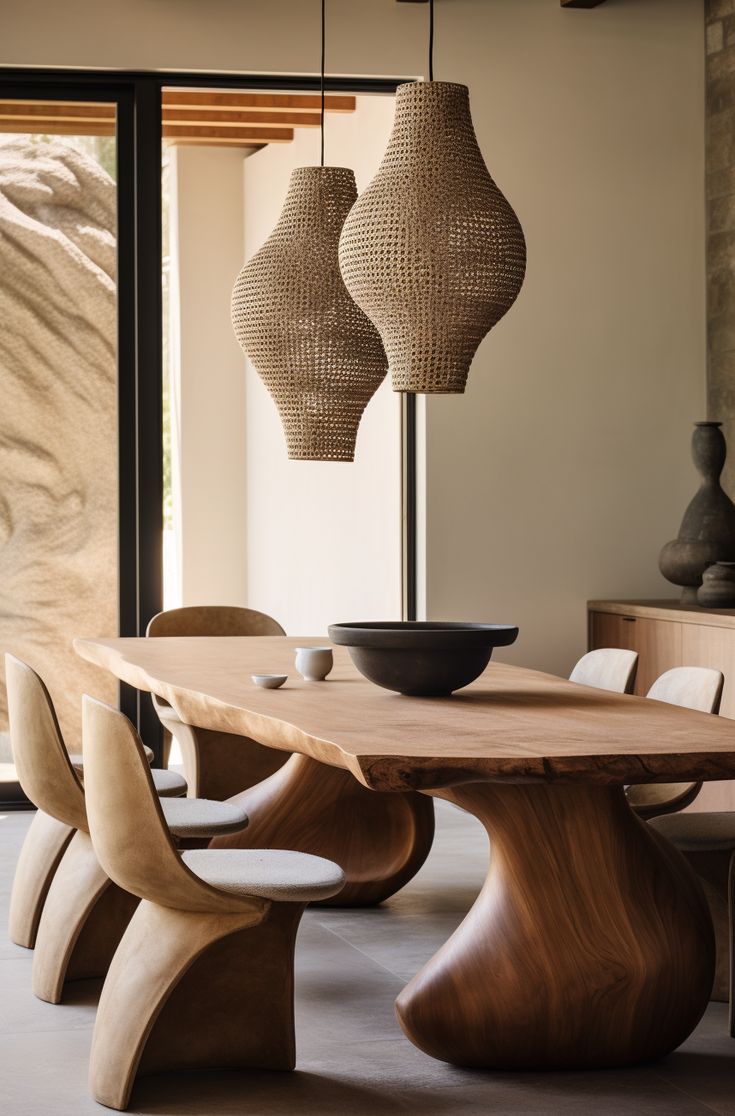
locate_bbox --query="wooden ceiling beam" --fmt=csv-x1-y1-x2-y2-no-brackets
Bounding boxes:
164,108,321,128
164,139,266,150
161,91,356,113
0,119,115,137
0,92,354,147
162,124,294,144
0,101,114,121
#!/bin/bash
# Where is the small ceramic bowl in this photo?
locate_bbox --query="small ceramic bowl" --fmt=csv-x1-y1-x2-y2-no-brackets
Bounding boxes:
295,646,333,681
251,674,288,689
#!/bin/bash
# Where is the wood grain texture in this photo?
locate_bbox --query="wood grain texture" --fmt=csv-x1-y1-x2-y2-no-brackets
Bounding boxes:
75,636,735,791
589,599,735,628
676,847,732,1004
78,638,725,1069
396,783,714,1069
210,753,435,906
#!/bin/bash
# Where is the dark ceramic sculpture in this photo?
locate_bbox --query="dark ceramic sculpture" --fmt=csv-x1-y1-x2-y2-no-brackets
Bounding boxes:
697,561,735,608
328,621,519,696
659,422,735,603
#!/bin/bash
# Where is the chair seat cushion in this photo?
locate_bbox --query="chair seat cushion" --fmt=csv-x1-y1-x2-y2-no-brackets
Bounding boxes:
151,768,187,798
70,744,154,771
182,848,345,903
649,811,735,852
161,798,250,839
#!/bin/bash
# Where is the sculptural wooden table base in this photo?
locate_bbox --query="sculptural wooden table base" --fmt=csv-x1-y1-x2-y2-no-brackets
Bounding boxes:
75,636,735,1070
397,782,714,1069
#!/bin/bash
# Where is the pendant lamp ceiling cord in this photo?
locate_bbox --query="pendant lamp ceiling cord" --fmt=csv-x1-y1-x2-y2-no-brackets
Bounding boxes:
428,0,434,81
320,0,326,167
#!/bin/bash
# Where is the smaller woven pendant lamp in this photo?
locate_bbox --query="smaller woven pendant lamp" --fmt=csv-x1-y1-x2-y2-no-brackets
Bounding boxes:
338,0,526,394
230,0,386,461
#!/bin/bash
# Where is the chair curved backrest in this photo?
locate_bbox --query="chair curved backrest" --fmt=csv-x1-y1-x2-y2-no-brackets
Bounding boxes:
569,648,638,694
82,696,256,916
626,666,724,819
646,666,724,714
5,654,87,832
146,606,285,638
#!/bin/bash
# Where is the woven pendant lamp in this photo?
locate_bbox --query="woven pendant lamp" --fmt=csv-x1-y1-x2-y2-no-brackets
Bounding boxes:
231,166,387,460
231,0,387,460
338,79,526,395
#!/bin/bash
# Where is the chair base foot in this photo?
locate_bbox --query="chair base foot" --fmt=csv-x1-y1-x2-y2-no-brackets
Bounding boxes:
90,898,293,1111
32,830,137,1004
8,810,75,949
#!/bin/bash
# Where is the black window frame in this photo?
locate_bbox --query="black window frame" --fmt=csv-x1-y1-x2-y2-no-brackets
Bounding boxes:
0,68,417,781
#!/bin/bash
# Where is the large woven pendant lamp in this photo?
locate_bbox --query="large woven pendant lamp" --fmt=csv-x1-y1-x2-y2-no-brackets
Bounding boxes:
338,0,526,394
230,2,387,461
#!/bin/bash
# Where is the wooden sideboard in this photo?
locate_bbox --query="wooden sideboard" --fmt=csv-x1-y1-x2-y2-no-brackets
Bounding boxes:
588,600,735,810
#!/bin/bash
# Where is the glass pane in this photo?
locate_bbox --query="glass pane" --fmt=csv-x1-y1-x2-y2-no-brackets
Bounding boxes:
161,88,401,632
0,100,119,796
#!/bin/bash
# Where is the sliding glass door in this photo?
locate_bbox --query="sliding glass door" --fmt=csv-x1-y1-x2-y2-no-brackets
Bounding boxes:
0,70,412,806
0,91,133,804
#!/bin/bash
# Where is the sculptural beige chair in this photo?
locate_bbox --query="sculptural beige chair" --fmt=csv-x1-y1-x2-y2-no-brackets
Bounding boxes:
569,648,638,694
625,666,724,820
5,655,250,1004
6,652,187,951
82,695,345,1111
147,605,289,798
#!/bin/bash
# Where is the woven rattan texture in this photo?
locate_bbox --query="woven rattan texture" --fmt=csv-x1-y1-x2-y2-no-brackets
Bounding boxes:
231,166,387,461
339,82,526,394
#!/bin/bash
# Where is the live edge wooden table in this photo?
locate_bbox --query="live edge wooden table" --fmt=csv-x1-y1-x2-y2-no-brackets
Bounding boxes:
75,635,735,1072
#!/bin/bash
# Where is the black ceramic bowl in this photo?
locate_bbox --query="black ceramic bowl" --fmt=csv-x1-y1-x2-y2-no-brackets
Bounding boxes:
328,621,519,696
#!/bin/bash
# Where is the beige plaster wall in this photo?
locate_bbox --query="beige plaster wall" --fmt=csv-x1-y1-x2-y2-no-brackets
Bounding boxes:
242,96,402,636
422,0,708,675
2,0,707,673
168,145,248,608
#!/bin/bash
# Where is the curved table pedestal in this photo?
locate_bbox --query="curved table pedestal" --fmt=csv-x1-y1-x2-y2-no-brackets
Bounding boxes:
156,703,288,800
396,783,714,1070
210,753,435,907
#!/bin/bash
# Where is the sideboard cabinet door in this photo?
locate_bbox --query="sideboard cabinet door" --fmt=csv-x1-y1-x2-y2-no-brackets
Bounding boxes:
681,625,735,720
589,612,682,695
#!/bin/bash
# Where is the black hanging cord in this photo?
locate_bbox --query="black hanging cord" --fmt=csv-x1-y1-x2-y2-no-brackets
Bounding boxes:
428,0,434,81
320,0,326,166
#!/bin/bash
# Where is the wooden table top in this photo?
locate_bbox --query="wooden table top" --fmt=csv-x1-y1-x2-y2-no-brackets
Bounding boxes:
74,636,735,792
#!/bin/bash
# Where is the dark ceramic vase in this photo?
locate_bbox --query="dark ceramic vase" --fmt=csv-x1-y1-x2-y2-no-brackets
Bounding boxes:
659,422,735,603
697,561,735,608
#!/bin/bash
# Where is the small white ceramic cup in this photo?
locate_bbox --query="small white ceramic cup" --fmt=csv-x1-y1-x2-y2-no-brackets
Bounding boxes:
294,647,333,682
251,674,287,689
